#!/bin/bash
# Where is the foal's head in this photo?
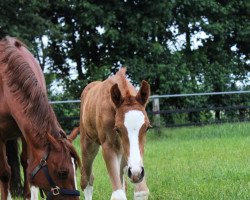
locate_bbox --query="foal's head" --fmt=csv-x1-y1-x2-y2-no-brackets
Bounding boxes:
111,80,151,183
29,131,80,200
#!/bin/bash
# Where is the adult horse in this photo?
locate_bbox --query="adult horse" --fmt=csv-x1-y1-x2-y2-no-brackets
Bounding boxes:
80,68,151,200
0,36,80,200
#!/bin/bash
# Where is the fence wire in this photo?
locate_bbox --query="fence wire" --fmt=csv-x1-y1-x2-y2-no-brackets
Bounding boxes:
50,91,250,132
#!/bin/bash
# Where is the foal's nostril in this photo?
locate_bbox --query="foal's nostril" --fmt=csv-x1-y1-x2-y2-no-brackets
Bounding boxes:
141,167,145,178
128,167,132,179
128,166,145,182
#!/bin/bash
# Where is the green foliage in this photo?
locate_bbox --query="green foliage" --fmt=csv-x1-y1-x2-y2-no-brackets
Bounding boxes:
0,0,249,125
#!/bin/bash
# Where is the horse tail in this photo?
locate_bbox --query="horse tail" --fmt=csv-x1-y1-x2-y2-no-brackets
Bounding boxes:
67,127,80,142
6,139,23,197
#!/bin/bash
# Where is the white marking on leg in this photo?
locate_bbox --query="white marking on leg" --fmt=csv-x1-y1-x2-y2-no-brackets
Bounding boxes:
7,190,12,200
30,186,38,200
124,110,144,173
117,154,122,169
111,189,127,200
71,157,78,190
122,174,126,191
117,153,127,192
134,190,150,200
84,183,93,200
122,166,128,191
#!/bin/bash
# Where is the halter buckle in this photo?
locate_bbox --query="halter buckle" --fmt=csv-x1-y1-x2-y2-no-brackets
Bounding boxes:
40,158,47,167
51,186,60,196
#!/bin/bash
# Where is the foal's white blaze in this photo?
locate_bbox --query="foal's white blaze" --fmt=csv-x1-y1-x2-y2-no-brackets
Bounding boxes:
71,157,77,190
124,110,144,173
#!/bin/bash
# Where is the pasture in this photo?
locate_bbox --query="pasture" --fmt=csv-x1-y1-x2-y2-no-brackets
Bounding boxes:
8,122,250,199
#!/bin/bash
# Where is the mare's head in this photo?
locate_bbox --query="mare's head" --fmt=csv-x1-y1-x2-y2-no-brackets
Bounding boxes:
1,36,80,199
28,128,81,200
111,80,151,183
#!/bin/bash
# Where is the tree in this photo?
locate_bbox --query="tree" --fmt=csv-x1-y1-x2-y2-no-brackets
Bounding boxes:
1,0,249,126
0,0,54,70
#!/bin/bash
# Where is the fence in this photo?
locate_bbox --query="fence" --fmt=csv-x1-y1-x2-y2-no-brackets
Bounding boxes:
50,90,250,132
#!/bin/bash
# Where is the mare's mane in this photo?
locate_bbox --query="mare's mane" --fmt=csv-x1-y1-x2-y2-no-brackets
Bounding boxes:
0,37,61,145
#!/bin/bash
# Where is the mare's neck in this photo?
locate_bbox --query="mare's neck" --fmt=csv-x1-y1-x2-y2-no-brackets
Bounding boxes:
9,99,60,149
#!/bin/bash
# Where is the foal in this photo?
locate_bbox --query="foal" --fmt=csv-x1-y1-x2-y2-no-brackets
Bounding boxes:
80,68,151,200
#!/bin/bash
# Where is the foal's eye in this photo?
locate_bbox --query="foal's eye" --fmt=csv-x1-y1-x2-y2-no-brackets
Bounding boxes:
114,127,121,135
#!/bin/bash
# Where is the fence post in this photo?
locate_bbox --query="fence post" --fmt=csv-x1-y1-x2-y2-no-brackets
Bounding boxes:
152,97,161,134
153,98,160,116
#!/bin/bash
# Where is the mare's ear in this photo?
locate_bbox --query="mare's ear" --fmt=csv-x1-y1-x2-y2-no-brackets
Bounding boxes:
111,83,124,108
47,134,61,151
136,80,150,106
67,127,79,143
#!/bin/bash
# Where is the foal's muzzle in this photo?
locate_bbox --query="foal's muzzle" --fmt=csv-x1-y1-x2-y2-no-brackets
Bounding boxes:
127,166,144,183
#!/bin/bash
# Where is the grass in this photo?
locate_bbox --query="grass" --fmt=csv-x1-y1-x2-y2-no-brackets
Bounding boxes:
4,122,250,199
144,123,250,200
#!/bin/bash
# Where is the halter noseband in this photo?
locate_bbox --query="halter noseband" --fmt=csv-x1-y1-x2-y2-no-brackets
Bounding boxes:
30,145,80,199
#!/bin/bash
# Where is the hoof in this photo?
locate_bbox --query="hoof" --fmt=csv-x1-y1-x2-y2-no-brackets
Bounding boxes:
134,190,149,200
111,189,127,200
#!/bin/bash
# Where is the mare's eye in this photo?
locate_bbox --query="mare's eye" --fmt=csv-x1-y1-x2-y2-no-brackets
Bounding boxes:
57,170,69,180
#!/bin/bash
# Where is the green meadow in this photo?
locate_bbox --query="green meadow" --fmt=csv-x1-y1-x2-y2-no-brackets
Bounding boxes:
75,123,250,200
6,123,250,199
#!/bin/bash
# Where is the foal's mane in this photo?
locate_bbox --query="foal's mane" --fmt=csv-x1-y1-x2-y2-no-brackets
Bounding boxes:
0,37,61,145
115,67,132,97
113,67,138,106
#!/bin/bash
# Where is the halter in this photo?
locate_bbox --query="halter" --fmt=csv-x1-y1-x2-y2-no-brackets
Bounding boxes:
30,145,80,199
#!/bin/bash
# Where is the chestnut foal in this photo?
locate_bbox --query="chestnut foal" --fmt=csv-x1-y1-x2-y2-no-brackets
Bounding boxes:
80,68,151,200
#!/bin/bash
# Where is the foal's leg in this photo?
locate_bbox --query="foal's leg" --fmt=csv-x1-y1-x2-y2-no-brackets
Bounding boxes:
80,133,99,200
134,178,149,200
102,143,127,200
0,141,11,200
120,156,127,192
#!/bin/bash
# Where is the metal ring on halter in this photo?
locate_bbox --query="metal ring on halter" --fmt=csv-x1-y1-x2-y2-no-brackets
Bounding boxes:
40,158,47,167
51,186,60,196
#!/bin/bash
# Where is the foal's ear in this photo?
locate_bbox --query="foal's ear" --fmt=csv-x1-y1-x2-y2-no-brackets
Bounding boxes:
136,80,150,106
111,83,124,108
67,127,79,143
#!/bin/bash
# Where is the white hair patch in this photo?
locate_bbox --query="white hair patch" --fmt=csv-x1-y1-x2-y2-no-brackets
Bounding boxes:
30,186,38,200
71,157,78,190
124,110,144,172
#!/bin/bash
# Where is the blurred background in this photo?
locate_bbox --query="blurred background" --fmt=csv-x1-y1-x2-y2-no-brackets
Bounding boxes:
1,0,249,131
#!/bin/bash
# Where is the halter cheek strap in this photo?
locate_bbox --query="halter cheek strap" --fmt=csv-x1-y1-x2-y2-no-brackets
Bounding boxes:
30,146,80,199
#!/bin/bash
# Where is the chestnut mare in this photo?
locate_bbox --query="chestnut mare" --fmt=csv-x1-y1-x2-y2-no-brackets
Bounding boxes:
0,36,80,200
80,68,151,200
